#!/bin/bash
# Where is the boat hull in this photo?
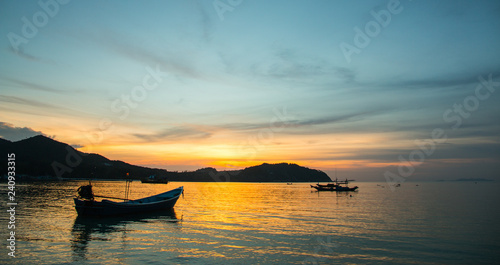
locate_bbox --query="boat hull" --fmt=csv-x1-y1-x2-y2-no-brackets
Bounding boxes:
74,187,183,216
311,185,358,192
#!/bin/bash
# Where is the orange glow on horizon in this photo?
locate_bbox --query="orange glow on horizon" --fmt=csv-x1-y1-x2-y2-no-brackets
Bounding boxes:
73,132,417,172
55,127,478,173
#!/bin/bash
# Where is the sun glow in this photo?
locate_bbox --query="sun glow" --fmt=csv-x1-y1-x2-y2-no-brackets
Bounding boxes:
72,129,413,173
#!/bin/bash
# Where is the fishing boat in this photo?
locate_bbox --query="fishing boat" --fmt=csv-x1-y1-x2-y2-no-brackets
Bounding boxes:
74,183,183,216
311,178,358,192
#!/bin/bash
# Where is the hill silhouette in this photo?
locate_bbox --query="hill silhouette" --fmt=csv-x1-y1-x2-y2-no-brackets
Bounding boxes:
0,135,331,182
0,135,169,180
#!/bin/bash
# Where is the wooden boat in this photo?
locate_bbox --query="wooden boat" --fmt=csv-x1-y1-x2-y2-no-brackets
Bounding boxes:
311,178,358,192
74,184,183,216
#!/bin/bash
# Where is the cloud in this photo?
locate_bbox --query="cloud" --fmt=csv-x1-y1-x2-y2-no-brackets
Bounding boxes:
334,67,357,83
453,123,500,139
8,47,56,64
84,30,205,82
381,69,500,91
204,109,391,138
0,95,65,110
250,48,357,83
191,0,213,42
219,122,273,131
2,77,68,94
295,110,381,126
134,125,212,142
0,122,45,141
130,111,384,142
8,47,42,62
438,143,500,160
356,143,499,162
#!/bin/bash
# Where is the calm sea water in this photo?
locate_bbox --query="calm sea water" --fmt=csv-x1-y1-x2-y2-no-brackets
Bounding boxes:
0,181,499,264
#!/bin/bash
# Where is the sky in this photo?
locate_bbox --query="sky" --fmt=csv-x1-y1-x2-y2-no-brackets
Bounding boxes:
1,0,499,181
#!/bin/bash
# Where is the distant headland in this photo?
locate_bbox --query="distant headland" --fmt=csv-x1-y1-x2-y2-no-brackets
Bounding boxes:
0,135,331,182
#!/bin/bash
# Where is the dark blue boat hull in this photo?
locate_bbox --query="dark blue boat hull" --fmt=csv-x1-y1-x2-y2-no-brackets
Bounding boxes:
311,185,358,191
74,187,183,216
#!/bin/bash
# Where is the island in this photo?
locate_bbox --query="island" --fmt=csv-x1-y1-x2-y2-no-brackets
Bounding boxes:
0,135,331,182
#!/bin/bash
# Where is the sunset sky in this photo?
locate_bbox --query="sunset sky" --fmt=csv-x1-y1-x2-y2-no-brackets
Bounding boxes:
1,0,499,181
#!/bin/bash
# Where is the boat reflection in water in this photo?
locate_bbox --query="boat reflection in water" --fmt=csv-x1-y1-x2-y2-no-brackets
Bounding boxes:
70,209,180,261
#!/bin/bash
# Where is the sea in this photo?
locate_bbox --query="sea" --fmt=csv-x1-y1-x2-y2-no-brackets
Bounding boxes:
0,181,498,264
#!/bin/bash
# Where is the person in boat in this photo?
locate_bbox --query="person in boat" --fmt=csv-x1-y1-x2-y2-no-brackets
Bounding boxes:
77,184,94,201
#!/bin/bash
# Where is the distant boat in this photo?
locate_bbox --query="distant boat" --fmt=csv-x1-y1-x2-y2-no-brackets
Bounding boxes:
311,178,358,192
141,175,169,184
74,184,183,216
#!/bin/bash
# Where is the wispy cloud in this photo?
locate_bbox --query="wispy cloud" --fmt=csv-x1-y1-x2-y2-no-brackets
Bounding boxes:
295,110,383,126
131,110,386,142
0,95,95,119
2,77,69,94
324,142,500,163
83,30,204,82
0,95,64,110
250,48,357,83
134,125,212,142
218,122,272,131
381,69,500,91
203,109,389,136
191,0,213,42
8,47,55,64
8,47,42,62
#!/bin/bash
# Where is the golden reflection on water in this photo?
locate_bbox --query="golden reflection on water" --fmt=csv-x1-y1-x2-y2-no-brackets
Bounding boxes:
70,209,179,261
1,181,498,264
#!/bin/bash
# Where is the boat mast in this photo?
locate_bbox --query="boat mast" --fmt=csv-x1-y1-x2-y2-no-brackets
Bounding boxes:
335,167,338,183
124,172,132,201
